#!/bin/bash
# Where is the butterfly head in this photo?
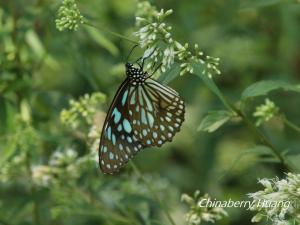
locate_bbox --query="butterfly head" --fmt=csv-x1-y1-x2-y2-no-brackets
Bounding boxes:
125,62,147,84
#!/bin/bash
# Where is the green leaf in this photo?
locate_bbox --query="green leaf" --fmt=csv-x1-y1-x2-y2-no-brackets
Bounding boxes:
240,0,284,9
25,30,45,58
158,63,180,85
192,62,233,111
25,30,59,69
197,110,233,132
241,80,300,101
85,26,119,56
287,154,300,172
0,97,6,134
219,145,276,179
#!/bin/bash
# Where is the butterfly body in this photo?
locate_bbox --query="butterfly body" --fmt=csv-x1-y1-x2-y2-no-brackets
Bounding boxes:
126,63,149,85
99,60,185,174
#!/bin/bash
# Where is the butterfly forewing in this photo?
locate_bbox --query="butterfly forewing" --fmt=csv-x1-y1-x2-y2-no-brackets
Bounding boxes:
99,80,144,174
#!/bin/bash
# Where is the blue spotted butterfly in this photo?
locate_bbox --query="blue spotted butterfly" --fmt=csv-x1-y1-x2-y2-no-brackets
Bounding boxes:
99,47,185,174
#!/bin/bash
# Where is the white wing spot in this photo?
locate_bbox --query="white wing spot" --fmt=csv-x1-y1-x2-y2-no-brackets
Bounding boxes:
153,132,158,138
127,136,132,143
142,129,147,136
165,117,171,122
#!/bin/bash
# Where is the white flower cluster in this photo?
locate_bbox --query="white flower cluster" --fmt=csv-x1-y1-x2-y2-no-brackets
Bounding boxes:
134,1,221,77
253,98,279,126
181,190,228,225
0,152,27,183
248,173,300,225
31,148,94,187
60,92,106,128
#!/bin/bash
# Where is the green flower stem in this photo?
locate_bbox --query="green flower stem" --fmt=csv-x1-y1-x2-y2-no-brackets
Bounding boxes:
233,107,295,172
220,92,296,172
221,94,295,172
130,162,177,225
83,21,138,44
193,63,295,172
282,115,300,134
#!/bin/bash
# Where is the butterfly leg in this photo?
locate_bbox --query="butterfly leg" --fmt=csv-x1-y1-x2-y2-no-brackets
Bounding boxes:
140,47,158,69
151,61,157,70
148,63,162,78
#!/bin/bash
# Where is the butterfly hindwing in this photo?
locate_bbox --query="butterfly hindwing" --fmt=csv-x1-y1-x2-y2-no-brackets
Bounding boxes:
99,80,144,174
127,78,185,147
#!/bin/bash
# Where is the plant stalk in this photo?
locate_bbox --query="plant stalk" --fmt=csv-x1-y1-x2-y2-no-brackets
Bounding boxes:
83,21,138,44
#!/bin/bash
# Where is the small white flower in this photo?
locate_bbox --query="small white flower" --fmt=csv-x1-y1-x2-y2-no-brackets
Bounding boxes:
253,99,279,126
248,173,300,224
182,191,228,225
31,165,53,187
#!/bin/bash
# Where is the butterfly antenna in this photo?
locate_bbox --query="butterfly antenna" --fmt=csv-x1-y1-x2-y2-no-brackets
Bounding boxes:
125,44,139,62
139,47,158,69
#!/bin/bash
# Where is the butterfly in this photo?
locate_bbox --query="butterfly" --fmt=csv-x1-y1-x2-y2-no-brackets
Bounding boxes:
98,46,185,174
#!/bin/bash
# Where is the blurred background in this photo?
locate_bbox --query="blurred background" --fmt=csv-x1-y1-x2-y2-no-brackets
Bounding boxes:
1,0,300,224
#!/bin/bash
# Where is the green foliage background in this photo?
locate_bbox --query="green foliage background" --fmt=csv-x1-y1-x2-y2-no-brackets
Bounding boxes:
1,0,300,225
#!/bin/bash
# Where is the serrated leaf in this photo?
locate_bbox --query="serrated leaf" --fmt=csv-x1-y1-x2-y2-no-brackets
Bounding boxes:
85,26,119,56
241,80,300,101
197,110,233,132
